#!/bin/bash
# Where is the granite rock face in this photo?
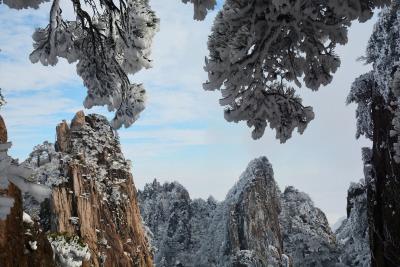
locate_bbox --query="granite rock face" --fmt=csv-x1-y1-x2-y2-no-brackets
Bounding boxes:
139,157,289,267
0,183,55,267
0,115,55,267
23,112,153,267
0,116,7,144
139,156,372,267
280,186,340,266
335,180,370,266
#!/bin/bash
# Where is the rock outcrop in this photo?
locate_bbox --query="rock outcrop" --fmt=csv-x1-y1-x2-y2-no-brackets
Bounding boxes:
0,182,55,267
0,115,55,266
138,157,289,267
0,115,7,143
224,157,285,266
139,157,371,267
335,179,370,266
23,112,153,267
280,186,340,266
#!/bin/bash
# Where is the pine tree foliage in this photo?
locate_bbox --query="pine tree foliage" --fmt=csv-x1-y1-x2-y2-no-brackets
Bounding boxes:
0,0,217,129
347,4,400,265
346,72,375,140
181,0,216,20
2,0,159,129
1,0,393,139
365,3,400,99
348,2,400,160
2,0,49,9
204,0,390,142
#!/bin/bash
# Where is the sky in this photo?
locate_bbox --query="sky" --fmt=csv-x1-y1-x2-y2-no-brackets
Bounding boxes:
0,1,375,224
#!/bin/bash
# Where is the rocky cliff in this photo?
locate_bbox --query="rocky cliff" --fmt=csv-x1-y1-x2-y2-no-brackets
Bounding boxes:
0,115,55,266
138,157,290,267
139,157,371,267
335,179,370,266
280,186,340,266
1,110,372,266
22,111,153,267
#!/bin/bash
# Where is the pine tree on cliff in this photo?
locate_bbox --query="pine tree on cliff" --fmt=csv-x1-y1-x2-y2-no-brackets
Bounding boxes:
347,2,400,265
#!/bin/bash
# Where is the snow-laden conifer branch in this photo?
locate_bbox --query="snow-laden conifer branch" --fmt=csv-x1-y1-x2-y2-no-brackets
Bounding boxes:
222,82,314,142
347,72,375,140
349,2,400,162
1,0,215,129
38,0,157,128
1,0,392,138
181,0,216,20
2,0,49,9
205,0,390,141
3,0,159,129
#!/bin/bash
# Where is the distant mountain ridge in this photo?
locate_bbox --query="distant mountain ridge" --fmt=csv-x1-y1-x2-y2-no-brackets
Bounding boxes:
0,112,369,267
139,157,370,267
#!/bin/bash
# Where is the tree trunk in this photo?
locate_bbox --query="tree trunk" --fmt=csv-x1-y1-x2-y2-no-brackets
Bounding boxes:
369,94,400,266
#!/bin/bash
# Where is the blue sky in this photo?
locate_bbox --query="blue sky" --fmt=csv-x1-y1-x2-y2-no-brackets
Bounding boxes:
0,1,374,224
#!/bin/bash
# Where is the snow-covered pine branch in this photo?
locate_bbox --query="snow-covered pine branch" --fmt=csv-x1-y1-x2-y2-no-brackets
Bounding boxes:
2,0,49,10
223,82,314,143
204,0,390,142
30,0,159,128
181,0,217,20
1,0,392,138
347,72,375,140
349,2,400,162
3,0,159,129
1,0,215,129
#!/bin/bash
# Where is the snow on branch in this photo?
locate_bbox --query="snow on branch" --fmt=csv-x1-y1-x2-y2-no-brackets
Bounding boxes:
25,0,159,129
2,0,49,10
0,142,51,220
222,82,314,143
204,0,390,141
355,2,400,162
347,72,375,140
181,0,216,20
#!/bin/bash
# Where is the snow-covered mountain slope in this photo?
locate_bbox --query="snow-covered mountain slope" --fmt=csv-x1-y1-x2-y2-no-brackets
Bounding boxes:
139,157,370,267
139,157,289,267
335,180,370,266
280,186,340,266
1,111,370,267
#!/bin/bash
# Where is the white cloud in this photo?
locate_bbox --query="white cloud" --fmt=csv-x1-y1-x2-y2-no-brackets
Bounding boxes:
2,90,79,128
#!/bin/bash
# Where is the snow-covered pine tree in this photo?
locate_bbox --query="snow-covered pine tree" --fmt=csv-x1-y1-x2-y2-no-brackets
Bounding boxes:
204,0,390,142
347,2,400,265
2,0,392,138
1,0,218,129
181,0,216,20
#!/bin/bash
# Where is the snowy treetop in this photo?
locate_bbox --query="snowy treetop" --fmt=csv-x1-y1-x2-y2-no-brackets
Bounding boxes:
181,0,216,20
